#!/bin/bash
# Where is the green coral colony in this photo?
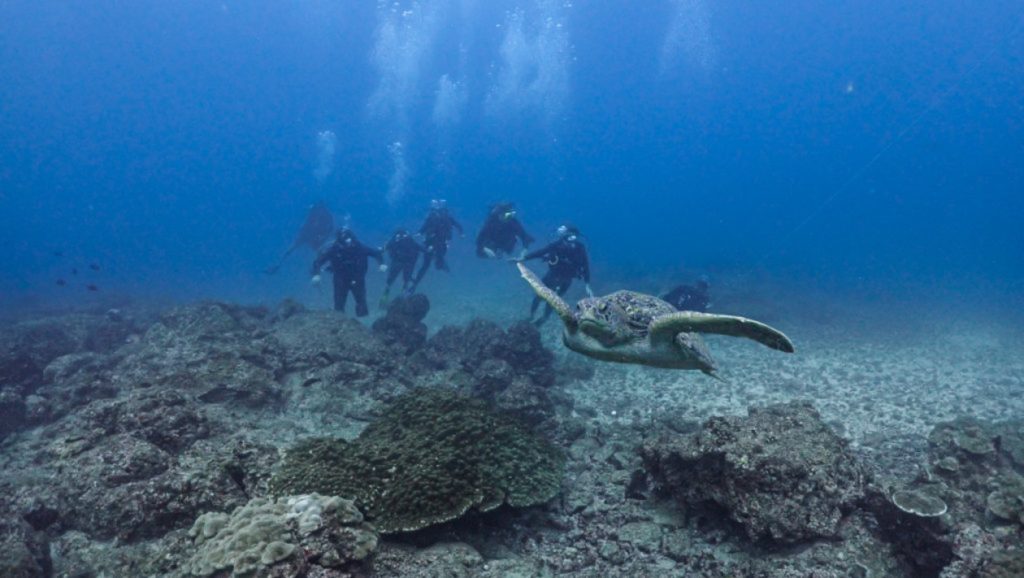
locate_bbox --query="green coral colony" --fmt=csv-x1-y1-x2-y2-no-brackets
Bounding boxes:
270,388,565,533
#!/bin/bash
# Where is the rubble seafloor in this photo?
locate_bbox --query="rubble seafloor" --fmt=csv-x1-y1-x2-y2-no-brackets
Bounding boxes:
1,282,1022,578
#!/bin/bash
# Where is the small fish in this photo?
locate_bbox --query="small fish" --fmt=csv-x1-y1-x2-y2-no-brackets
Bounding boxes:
86,284,99,292
89,263,100,271
56,279,67,287
72,268,79,275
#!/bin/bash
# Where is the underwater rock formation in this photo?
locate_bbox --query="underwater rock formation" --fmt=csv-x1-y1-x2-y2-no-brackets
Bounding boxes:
269,388,565,533
856,415,1024,577
923,417,1024,577
111,302,285,408
7,297,1022,577
641,401,867,545
371,293,430,352
0,310,144,440
421,319,555,388
0,389,28,441
0,505,51,578
179,493,377,578
863,485,954,576
0,312,139,391
273,307,405,397
1,388,278,548
417,319,561,429
0,300,579,575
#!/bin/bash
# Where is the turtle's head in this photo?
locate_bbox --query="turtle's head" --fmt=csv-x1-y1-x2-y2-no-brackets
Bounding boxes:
573,298,633,348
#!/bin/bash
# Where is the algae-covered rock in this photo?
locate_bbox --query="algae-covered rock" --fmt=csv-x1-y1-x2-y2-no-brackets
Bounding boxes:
993,422,1024,470
269,388,565,533
0,511,50,578
980,549,1024,578
865,484,954,576
421,319,555,388
929,417,998,466
371,294,430,352
0,312,138,392
111,302,283,408
986,489,1022,523
181,493,377,577
641,401,866,545
985,476,1024,524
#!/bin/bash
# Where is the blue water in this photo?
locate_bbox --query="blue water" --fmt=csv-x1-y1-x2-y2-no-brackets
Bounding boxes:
2,1,1022,310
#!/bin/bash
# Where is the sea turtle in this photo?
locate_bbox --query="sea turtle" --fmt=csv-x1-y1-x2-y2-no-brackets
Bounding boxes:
517,263,794,376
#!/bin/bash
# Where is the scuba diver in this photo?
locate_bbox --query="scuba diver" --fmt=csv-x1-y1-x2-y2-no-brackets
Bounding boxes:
381,228,425,305
521,224,593,325
311,227,384,317
662,276,711,312
411,199,463,291
476,202,534,259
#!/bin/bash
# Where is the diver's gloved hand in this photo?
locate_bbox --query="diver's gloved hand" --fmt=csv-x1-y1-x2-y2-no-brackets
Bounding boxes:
482,247,496,259
379,264,388,273
311,275,322,286
586,284,595,298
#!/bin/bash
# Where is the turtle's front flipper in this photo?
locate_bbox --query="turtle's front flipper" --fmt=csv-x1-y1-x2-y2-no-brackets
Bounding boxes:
651,311,795,353
516,262,576,329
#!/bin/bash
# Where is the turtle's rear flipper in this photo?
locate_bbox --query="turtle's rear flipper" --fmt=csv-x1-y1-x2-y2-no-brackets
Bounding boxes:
516,262,575,328
702,369,729,383
675,331,717,373
652,311,795,353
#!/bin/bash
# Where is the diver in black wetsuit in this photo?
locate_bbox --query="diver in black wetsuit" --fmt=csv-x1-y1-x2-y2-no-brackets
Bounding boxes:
476,202,534,259
381,228,425,305
662,276,711,312
521,224,593,325
311,228,384,317
410,199,463,291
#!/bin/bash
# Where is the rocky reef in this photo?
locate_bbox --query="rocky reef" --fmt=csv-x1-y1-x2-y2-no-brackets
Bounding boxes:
641,401,867,545
0,298,1021,577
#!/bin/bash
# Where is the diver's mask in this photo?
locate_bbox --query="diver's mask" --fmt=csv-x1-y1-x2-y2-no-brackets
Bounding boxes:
558,225,578,242
431,199,447,210
502,210,517,221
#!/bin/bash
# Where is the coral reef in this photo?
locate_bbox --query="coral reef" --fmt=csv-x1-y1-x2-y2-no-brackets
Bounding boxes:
269,388,565,533
178,493,377,577
2,295,1021,577
641,401,867,545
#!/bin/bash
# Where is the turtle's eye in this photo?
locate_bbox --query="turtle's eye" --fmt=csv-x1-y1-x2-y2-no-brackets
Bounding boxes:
598,303,607,312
